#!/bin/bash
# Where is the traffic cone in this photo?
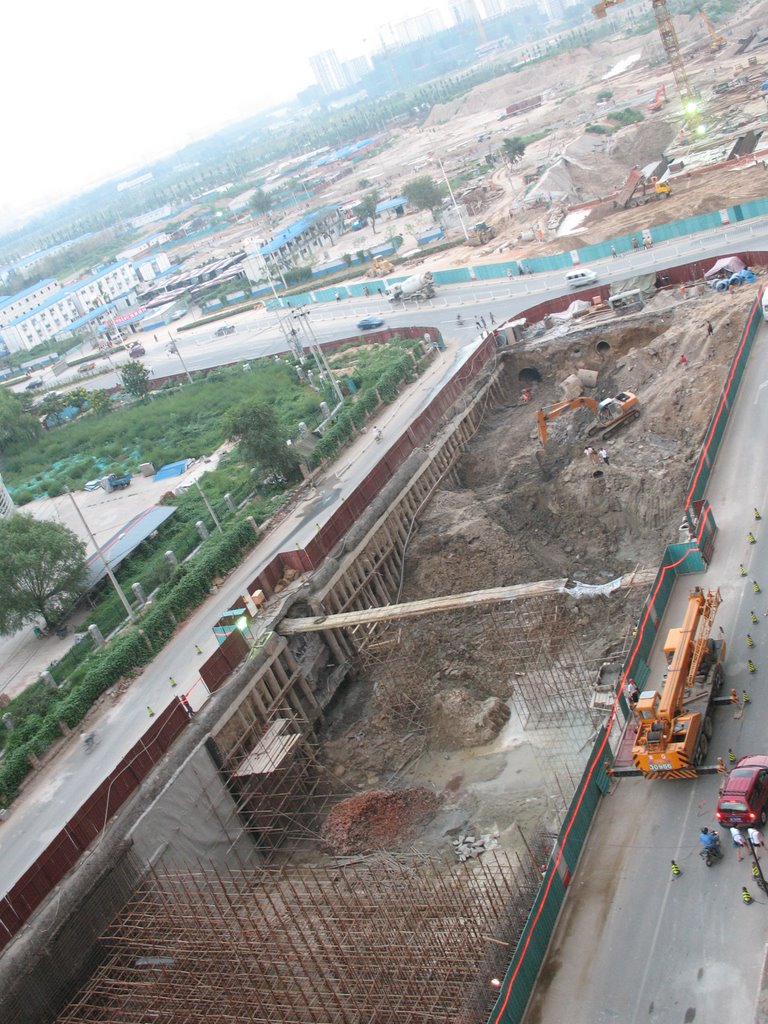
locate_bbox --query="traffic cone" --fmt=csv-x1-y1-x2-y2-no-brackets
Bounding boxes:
730,689,740,705
169,676,177,688
147,705,154,717
195,644,202,655
755,580,762,594
729,748,737,764
753,861,760,879
747,634,755,648
671,860,681,877
716,756,728,774
748,532,757,545
740,563,748,576
756,508,762,521
743,690,751,705
742,886,754,905
751,610,759,624
749,660,757,674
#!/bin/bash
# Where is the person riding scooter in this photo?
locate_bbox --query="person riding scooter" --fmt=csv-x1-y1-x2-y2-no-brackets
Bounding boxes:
699,827,722,863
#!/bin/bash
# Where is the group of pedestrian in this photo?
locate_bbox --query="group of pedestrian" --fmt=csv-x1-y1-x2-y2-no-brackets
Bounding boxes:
584,446,610,466
730,825,763,862
473,313,497,332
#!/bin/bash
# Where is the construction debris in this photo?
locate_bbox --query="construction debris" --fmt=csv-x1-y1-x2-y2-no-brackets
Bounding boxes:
453,829,501,862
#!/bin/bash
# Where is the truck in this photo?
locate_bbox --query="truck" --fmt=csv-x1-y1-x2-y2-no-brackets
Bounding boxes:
613,167,671,209
384,272,435,303
103,471,132,491
536,391,640,446
631,587,725,778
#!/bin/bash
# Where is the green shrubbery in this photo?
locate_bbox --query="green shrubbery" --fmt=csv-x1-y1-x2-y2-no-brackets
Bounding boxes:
0,517,257,806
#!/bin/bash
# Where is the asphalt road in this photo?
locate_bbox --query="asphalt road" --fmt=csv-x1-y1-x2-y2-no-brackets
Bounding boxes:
521,317,768,1024
20,214,768,397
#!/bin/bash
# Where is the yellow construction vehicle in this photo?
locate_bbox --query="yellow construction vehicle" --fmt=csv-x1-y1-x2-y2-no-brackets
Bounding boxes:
536,391,640,446
365,257,395,278
632,588,725,777
700,10,726,53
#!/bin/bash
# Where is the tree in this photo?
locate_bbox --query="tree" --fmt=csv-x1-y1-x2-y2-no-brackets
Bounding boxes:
226,401,300,481
354,191,379,234
0,389,41,450
502,137,527,163
88,389,112,415
403,176,444,212
0,515,87,632
250,189,273,215
120,360,151,399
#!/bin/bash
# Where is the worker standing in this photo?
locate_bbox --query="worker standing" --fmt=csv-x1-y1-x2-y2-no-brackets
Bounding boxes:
731,827,747,862
598,448,609,465
748,827,764,857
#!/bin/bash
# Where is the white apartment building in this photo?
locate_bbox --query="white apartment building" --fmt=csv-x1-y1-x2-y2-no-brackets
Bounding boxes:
134,252,172,283
0,261,140,353
0,475,14,518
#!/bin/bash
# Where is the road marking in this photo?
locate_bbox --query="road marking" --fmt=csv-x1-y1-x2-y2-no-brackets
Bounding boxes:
755,380,768,405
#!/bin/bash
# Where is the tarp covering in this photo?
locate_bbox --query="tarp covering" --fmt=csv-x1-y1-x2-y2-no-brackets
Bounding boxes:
549,299,591,322
704,256,746,279
154,459,192,482
610,272,658,298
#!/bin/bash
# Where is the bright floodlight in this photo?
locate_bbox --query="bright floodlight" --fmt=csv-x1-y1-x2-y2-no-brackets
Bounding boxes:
685,100,698,115
696,124,706,135
237,616,248,632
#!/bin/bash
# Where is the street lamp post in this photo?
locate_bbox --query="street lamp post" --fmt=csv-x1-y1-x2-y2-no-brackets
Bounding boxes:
194,479,222,533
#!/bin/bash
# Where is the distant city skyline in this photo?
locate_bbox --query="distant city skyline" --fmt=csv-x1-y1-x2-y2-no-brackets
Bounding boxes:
1,0,574,231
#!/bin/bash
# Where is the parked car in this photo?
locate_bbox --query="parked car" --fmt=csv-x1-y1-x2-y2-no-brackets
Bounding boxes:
25,378,43,390
214,324,236,337
129,344,146,358
716,755,768,826
356,315,385,331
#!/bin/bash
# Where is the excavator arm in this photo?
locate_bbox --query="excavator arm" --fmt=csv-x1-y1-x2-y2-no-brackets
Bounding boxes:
536,396,599,446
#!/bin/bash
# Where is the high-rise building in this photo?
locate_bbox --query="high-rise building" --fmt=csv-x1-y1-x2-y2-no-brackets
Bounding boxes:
0,475,14,518
342,55,371,87
309,49,347,96
450,0,479,25
482,0,513,15
391,9,445,45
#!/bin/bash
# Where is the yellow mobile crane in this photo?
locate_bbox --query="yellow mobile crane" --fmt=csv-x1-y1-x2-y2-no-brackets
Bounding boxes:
700,10,726,53
592,0,702,132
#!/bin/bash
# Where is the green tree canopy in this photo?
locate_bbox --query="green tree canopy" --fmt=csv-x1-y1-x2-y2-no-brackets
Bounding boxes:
354,191,379,233
403,176,444,211
0,389,41,450
120,360,151,399
502,137,527,163
250,188,273,215
226,401,300,481
88,389,112,415
0,515,87,632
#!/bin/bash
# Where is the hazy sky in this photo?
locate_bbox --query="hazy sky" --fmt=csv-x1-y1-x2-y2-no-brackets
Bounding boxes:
2,0,461,224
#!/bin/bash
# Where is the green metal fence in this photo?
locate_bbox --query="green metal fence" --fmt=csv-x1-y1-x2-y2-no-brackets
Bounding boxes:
685,289,764,511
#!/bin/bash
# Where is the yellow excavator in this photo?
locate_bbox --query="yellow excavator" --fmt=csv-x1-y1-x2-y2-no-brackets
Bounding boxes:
536,391,640,446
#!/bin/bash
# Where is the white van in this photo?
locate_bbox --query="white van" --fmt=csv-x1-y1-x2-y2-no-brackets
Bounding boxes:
565,268,599,289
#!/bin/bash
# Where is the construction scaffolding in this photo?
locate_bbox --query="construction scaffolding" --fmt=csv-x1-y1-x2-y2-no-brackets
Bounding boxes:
56,853,540,1024
211,707,340,861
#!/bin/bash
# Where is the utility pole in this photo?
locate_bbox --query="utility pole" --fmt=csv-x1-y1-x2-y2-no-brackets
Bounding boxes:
167,333,193,384
292,307,344,406
65,487,136,623
437,156,469,242
195,480,222,532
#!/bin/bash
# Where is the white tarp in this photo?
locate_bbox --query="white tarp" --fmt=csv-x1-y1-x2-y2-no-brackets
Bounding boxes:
549,299,592,323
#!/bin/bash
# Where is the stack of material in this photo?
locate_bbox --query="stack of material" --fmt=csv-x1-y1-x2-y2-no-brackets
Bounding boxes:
453,830,500,862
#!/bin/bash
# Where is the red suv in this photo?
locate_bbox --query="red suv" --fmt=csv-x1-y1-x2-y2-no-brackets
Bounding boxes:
716,755,768,827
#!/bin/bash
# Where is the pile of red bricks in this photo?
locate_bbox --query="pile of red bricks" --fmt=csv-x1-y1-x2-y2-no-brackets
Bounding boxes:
321,787,441,854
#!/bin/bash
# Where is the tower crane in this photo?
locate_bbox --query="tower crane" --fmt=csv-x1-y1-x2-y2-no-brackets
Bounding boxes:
592,0,702,131
700,9,726,53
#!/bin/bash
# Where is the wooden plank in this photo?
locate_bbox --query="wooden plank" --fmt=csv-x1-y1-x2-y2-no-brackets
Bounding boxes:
277,570,657,634
234,719,300,776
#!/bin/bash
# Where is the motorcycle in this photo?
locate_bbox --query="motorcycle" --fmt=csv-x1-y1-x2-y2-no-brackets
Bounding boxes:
699,831,723,866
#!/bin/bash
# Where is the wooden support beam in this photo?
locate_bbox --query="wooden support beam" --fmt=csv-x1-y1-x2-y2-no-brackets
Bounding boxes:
277,570,657,634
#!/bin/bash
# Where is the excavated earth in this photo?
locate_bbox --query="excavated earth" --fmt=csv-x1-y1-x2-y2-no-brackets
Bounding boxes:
316,286,757,863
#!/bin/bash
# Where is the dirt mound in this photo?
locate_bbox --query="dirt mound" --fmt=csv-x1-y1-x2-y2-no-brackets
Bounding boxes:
322,788,442,854
427,688,511,749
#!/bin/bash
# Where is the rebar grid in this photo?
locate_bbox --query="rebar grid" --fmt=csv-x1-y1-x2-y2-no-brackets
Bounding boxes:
56,853,539,1024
